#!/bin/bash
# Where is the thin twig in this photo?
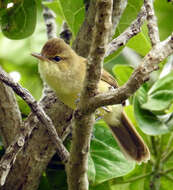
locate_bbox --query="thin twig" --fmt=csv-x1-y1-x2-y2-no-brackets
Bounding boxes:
43,3,57,39
161,147,173,163
161,133,173,158
60,22,72,44
106,5,146,56
162,167,173,175
162,174,173,182
144,0,160,46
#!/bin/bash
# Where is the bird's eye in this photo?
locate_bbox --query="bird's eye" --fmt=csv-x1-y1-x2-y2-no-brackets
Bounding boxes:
52,56,62,62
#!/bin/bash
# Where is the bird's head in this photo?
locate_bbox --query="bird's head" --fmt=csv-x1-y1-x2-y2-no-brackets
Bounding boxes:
31,38,77,67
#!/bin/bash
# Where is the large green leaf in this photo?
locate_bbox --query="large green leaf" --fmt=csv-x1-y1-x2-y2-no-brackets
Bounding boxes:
149,72,173,95
89,181,112,190
142,91,173,112
142,72,173,112
44,0,85,36
154,0,173,40
134,87,170,135
89,121,135,186
1,0,37,39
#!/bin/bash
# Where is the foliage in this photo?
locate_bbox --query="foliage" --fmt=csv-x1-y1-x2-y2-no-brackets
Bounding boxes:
0,0,173,190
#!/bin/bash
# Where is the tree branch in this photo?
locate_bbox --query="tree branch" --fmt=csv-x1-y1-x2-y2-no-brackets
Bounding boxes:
0,68,69,186
67,1,113,190
0,80,22,148
87,33,173,112
72,0,96,57
2,93,72,190
73,0,128,57
43,3,57,39
60,22,72,44
110,0,127,38
106,5,146,56
144,0,160,46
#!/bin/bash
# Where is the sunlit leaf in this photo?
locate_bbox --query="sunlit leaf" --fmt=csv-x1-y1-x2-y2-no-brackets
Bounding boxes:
127,23,151,56
112,65,133,86
154,0,173,40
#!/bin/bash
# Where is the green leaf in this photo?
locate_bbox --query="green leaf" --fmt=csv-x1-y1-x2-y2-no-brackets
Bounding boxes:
43,1,64,18
127,23,151,56
88,154,96,184
90,181,112,190
89,121,135,186
104,46,125,64
141,72,173,112
154,0,173,40
45,0,85,36
142,91,173,112
149,72,173,95
1,0,37,39
134,87,170,135
112,65,133,86
111,164,151,190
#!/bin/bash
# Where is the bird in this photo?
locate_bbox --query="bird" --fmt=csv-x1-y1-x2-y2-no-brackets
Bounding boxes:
31,37,150,163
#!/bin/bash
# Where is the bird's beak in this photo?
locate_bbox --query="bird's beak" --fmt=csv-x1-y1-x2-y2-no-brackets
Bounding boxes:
31,53,46,61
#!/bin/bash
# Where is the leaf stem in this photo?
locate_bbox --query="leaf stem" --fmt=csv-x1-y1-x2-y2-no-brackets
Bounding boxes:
161,147,173,163
114,172,153,184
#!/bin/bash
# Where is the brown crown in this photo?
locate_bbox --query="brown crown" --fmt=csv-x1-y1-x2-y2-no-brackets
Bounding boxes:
41,38,69,58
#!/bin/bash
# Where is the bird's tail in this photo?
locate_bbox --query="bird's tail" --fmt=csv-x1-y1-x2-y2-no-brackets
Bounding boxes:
103,105,150,163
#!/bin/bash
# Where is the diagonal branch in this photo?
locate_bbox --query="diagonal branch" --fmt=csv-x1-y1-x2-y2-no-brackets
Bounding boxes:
144,0,160,46
0,68,69,185
88,33,173,111
106,5,146,56
2,93,72,190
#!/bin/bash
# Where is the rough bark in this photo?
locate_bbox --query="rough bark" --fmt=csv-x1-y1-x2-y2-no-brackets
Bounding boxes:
1,92,72,190
0,81,22,147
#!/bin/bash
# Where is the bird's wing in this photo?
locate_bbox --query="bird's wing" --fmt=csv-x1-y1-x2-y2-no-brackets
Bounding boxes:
101,70,118,88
